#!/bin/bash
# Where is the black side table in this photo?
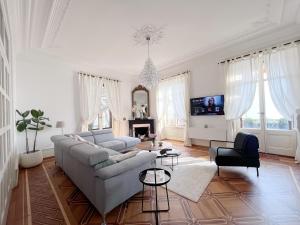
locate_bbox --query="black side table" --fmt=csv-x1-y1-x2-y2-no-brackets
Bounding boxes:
139,168,171,225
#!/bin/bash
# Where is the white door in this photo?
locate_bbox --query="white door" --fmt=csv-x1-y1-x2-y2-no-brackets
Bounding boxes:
241,70,297,156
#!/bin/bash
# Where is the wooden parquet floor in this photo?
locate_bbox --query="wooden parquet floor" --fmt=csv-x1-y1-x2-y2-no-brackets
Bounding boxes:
6,141,300,225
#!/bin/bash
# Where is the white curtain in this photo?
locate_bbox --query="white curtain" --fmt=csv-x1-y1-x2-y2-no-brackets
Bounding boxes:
296,109,300,162
224,57,260,140
103,79,122,136
78,74,103,131
156,72,191,146
265,46,300,161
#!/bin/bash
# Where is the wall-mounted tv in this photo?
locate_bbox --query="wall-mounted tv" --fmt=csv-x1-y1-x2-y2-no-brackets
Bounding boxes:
191,95,224,116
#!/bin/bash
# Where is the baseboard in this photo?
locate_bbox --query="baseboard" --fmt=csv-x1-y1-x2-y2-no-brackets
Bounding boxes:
191,139,210,147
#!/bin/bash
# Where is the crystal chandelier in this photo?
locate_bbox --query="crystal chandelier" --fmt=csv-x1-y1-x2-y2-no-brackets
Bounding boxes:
134,25,163,89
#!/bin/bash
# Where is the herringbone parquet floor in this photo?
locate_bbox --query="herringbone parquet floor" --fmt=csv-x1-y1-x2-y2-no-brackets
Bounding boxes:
6,141,300,225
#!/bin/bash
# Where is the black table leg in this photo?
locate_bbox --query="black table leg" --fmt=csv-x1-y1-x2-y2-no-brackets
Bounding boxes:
155,185,159,225
165,184,170,211
141,183,145,211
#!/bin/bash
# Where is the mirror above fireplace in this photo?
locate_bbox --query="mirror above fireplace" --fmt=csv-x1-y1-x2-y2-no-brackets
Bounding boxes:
132,85,150,119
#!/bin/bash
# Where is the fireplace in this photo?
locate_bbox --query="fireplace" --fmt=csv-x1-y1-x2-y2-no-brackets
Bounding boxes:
128,119,155,138
133,124,150,138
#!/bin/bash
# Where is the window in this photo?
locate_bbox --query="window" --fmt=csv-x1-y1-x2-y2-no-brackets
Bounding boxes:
242,70,291,130
241,83,261,129
264,80,291,130
89,96,112,130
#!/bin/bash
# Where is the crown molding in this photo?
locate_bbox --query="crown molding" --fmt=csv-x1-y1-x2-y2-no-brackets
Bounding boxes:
158,0,300,71
158,24,298,71
41,0,71,48
15,0,70,50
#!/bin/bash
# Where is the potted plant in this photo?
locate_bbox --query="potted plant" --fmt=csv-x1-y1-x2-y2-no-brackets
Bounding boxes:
16,109,52,168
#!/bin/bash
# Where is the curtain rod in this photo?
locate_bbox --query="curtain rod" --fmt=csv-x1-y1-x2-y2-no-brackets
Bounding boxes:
217,39,300,64
78,72,119,82
161,70,190,80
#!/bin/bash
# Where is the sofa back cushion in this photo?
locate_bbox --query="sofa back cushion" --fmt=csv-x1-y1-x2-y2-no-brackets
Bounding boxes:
69,143,109,166
92,129,114,144
76,131,95,143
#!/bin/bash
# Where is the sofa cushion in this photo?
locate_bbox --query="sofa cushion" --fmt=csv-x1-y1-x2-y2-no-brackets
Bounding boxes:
69,143,109,166
92,129,114,144
76,131,95,143
115,136,140,148
94,158,116,170
99,140,126,151
110,150,139,162
100,147,121,156
74,135,100,149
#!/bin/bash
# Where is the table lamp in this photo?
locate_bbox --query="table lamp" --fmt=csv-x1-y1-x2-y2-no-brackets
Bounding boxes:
56,121,65,135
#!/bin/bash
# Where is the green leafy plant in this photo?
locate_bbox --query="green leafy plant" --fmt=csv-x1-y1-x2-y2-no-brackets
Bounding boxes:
16,109,52,153
28,109,52,152
16,110,31,153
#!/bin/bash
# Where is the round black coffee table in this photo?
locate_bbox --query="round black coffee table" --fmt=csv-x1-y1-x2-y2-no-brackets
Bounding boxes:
139,168,171,225
157,149,182,170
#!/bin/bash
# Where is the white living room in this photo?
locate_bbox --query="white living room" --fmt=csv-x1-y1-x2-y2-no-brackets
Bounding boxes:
1,1,300,225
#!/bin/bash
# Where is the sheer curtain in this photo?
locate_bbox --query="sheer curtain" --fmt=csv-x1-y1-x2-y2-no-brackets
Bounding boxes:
224,57,259,140
265,45,300,161
78,74,103,131
103,79,122,136
156,72,191,146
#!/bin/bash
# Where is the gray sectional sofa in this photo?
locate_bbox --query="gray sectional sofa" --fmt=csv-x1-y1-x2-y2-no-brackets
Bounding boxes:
51,129,156,225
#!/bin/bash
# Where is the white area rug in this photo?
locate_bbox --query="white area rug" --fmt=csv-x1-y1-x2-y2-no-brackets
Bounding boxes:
158,157,217,202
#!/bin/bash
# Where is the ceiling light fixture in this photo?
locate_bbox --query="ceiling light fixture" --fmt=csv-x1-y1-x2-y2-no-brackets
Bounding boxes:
133,24,163,89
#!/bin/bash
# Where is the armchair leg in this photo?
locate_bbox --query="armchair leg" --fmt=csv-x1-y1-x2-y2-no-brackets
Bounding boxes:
217,166,220,176
256,167,259,177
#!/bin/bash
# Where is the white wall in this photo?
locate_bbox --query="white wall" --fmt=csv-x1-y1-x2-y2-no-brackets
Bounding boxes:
16,50,134,153
153,25,300,146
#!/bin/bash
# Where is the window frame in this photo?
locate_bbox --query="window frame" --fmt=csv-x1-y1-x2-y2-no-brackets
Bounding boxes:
89,109,112,131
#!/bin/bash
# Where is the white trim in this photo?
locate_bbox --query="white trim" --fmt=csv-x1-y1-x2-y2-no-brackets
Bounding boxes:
132,123,151,137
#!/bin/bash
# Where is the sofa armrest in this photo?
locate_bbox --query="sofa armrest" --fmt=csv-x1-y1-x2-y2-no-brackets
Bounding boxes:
51,135,70,143
94,152,156,180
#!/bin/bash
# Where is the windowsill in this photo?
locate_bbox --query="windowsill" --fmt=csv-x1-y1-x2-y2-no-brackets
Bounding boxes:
89,127,112,131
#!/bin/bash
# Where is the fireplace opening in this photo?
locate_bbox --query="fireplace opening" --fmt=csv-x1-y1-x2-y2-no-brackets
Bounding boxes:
134,127,149,138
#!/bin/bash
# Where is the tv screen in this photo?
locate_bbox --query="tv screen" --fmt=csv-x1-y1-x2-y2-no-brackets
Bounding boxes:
191,95,224,115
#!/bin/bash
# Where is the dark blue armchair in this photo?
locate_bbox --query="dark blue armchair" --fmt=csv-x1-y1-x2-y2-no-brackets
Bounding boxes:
209,132,260,176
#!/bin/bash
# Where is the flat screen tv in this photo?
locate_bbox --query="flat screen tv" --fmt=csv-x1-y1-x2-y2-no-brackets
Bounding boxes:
191,95,225,115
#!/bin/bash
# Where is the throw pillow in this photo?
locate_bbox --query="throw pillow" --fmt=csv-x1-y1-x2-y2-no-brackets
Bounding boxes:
110,150,139,163
94,158,116,170
74,135,99,149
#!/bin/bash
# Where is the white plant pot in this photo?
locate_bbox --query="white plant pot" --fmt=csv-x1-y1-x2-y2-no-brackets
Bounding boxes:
19,150,43,168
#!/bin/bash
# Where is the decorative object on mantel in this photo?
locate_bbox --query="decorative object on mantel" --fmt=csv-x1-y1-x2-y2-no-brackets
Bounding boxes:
132,85,150,119
133,24,163,89
16,109,52,168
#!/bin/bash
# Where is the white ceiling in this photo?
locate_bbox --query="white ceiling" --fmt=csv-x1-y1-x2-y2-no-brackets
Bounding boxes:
12,0,300,75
